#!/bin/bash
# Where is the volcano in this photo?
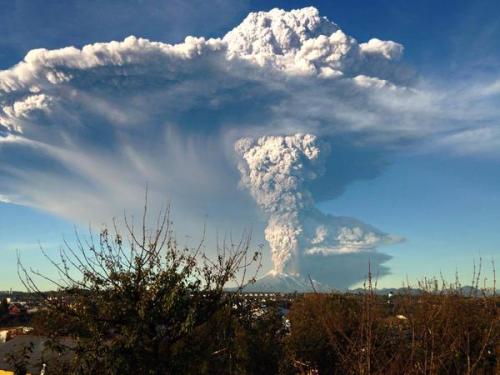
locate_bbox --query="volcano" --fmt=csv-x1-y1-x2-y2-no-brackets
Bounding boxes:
241,272,331,293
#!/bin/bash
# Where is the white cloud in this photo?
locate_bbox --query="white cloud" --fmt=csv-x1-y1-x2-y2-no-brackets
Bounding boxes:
223,7,406,81
360,38,403,60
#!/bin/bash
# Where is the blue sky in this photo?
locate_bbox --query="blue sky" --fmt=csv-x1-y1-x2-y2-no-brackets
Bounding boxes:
1,0,499,290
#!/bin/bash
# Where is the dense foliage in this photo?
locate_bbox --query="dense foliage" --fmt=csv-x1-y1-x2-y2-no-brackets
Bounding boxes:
22,287,500,375
284,291,498,374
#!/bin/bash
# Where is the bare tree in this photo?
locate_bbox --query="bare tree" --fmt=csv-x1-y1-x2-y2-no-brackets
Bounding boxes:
18,199,261,374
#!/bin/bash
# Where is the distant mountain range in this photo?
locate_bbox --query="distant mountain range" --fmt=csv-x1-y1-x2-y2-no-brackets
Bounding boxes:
236,274,499,295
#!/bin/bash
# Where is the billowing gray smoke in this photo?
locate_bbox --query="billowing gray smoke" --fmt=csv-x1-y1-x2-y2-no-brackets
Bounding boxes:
236,134,399,281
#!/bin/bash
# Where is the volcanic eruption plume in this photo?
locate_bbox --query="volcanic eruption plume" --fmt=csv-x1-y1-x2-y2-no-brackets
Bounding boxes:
235,134,328,275
1,5,463,288
236,134,399,283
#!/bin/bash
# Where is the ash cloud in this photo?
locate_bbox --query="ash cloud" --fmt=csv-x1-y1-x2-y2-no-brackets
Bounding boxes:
236,134,399,281
1,7,500,287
